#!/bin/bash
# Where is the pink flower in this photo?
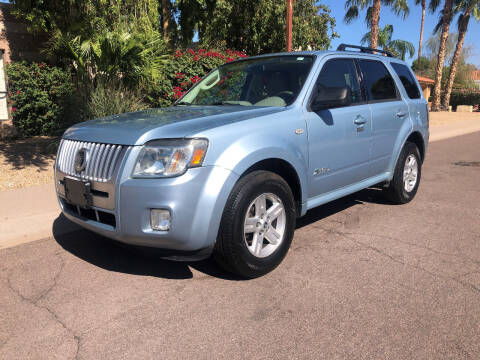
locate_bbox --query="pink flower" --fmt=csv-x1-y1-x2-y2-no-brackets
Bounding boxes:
235,51,247,58
38,63,43,68
187,49,195,55
11,107,17,112
193,55,199,61
175,72,184,79
226,57,235,62
175,50,182,57
16,90,20,95
190,76,201,83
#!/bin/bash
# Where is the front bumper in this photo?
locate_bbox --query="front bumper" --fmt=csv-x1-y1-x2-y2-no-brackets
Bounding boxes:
56,163,239,252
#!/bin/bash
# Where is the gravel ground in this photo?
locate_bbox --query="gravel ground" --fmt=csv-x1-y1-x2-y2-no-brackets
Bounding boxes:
0,112,478,191
0,137,56,191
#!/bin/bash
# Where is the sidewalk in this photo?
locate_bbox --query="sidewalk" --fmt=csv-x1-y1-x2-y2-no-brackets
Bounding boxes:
0,183,79,249
429,111,480,142
0,112,479,250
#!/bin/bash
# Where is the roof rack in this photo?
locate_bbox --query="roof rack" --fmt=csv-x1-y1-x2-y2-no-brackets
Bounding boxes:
336,43,394,58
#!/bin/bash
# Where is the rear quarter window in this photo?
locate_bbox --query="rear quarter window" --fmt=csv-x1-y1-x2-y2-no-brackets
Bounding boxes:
358,59,398,102
390,63,421,99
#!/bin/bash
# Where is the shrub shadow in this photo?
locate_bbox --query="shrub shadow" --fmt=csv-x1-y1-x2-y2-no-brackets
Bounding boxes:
0,137,56,170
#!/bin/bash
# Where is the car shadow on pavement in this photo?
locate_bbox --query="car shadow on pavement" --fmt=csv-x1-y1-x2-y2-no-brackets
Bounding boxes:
52,214,243,281
52,187,390,281
296,187,391,229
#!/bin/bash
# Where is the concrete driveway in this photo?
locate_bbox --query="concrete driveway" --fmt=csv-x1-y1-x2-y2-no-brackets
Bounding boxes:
1,132,480,359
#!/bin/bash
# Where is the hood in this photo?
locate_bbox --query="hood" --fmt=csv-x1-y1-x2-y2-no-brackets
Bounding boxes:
63,106,285,145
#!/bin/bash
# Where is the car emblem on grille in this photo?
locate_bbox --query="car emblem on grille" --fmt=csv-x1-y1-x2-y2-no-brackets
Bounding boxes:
74,148,88,173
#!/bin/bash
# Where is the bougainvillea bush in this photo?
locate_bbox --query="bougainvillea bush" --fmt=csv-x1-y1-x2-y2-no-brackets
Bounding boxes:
6,62,75,136
146,48,247,107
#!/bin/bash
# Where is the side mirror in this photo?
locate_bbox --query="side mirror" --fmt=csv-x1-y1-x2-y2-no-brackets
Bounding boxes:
310,86,352,111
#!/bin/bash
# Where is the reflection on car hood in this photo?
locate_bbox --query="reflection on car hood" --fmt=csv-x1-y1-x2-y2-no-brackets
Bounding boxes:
63,106,285,145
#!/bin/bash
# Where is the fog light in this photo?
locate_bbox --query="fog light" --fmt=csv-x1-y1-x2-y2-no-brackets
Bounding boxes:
150,209,171,231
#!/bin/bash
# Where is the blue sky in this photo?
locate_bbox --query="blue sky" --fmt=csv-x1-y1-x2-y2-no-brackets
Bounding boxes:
327,0,480,67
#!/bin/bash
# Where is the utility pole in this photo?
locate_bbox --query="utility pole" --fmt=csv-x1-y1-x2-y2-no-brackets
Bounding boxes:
286,0,293,51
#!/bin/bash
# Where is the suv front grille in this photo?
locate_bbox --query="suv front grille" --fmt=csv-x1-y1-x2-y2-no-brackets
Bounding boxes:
57,139,124,182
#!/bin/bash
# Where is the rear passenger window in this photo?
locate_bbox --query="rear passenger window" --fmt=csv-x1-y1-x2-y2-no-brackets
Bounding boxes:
316,58,362,104
391,63,421,99
358,59,398,101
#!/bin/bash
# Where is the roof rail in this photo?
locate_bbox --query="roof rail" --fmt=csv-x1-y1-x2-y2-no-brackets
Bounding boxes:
336,43,394,58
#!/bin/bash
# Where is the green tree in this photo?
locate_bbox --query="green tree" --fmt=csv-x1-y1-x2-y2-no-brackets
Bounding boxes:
441,0,480,108
361,24,415,60
430,0,454,111
416,0,427,60
9,0,159,36
344,0,409,49
176,0,338,54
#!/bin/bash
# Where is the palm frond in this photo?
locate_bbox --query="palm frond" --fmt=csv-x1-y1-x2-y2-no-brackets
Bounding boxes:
344,5,360,23
389,39,415,59
429,0,442,13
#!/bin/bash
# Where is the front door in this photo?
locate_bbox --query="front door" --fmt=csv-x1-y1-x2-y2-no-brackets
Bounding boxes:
304,57,372,198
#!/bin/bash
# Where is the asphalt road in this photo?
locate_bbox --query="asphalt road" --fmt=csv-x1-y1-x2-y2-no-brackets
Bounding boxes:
1,132,480,360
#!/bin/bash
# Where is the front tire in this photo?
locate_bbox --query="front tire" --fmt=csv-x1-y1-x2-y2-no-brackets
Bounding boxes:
385,142,422,204
214,170,296,278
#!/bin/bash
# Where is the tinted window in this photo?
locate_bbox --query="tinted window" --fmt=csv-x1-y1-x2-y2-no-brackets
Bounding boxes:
316,59,362,104
358,59,398,101
391,63,421,99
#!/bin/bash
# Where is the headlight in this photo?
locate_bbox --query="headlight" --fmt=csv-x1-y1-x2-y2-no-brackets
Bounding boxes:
132,138,208,178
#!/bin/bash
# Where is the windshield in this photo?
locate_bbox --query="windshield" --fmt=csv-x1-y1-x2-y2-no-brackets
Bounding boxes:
179,55,315,107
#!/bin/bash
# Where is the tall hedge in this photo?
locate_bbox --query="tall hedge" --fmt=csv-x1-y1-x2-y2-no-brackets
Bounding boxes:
449,88,480,109
7,62,75,136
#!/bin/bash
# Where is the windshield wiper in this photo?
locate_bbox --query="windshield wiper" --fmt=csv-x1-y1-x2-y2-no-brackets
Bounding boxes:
174,101,192,106
208,101,242,106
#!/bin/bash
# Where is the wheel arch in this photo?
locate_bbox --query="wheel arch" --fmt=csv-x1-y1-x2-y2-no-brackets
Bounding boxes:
240,158,303,217
406,131,425,162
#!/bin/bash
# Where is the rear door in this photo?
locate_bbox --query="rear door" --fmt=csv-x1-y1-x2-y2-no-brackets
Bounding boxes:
390,62,429,133
304,57,372,198
357,59,409,176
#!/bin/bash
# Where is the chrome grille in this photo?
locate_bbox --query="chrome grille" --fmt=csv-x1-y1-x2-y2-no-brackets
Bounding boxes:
57,139,124,182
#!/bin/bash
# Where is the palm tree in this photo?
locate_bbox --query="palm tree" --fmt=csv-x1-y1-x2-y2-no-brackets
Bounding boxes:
344,0,409,49
431,0,454,111
361,24,415,60
441,0,480,108
416,0,427,60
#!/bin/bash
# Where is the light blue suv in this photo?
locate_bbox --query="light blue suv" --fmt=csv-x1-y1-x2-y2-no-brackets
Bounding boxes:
55,44,428,278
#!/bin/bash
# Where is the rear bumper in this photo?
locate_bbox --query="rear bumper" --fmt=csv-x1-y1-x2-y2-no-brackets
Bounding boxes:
57,165,239,252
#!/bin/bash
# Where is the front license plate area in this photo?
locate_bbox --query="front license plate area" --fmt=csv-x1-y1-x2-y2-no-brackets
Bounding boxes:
64,177,92,208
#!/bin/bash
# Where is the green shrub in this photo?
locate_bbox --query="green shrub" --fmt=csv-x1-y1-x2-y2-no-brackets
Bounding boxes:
87,80,147,119
6,62,75,136
145,48,247,107
449,88,480,109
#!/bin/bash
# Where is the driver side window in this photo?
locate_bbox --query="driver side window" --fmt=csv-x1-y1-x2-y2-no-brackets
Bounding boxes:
316,59,362,105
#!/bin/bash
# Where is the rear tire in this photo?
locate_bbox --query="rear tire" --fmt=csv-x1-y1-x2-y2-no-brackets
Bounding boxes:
384,142,422,204
214,170,296,278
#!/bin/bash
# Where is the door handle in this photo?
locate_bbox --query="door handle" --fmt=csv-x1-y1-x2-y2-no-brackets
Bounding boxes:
396,111,407,118
354,115,367,125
